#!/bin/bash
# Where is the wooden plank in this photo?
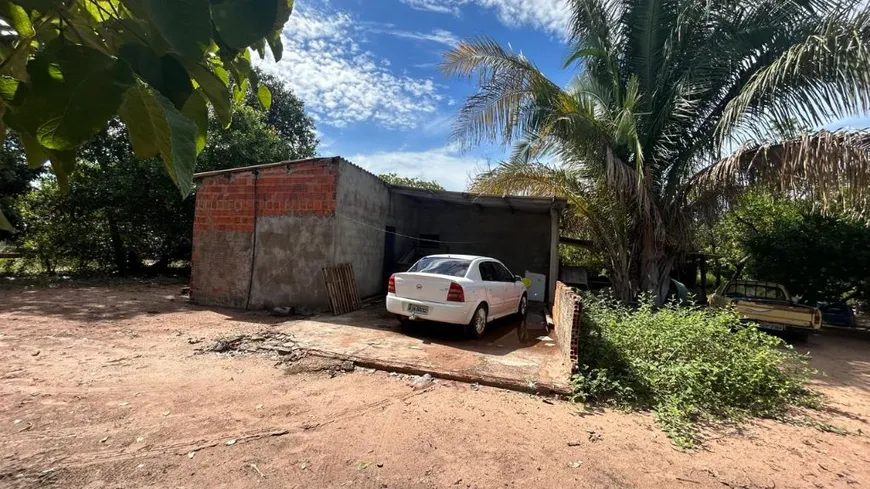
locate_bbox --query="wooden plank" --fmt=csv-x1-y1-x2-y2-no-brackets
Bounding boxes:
322,263,361,315
338,265,353,311
322,267,339,315
347,264,361,310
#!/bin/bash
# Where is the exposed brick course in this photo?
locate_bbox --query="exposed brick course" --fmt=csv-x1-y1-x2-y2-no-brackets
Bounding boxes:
191,159,338,307
552,281,582,373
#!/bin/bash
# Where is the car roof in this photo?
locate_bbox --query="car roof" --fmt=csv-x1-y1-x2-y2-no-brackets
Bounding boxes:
726,280,784,288
423,254,494,261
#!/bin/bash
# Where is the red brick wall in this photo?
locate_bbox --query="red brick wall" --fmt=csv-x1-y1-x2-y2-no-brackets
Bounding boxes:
193,159,338,234
191,159,338,307
552,281,582,373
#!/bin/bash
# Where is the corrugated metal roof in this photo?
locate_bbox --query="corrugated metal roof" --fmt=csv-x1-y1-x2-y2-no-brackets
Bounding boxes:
192,156,568,212
193,157,337,179
389,185,567,213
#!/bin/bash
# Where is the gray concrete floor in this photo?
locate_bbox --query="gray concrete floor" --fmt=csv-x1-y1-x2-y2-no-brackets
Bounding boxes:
277,301,571,393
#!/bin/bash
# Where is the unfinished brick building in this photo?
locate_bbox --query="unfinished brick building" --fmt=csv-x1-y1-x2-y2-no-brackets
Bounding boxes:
191,157,566,311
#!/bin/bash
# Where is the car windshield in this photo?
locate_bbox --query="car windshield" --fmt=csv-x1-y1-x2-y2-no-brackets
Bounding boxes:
408,257,471,278
724,283,786,301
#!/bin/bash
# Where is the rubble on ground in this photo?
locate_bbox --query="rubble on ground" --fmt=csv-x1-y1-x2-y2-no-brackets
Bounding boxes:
197,332,305,365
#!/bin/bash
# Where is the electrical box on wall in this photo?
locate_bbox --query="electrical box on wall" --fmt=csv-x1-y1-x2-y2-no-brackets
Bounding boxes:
525,271,546,302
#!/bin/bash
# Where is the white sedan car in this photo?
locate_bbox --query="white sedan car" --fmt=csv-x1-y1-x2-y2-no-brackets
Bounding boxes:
386,254,528,338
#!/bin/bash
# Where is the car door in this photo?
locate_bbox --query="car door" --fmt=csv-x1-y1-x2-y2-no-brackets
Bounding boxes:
493,261,520,316
477,261,503,317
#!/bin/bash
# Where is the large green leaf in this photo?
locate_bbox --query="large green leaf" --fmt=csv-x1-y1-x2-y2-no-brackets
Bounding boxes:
18,132,75,189
0,1,35,36
18,132,48,168
266,0,291,61
119,44,194,109
187,62,232,127
9,44,134,151
276,0,293,26
266,30,283,61
119,83,197,196
0,76,20,101
142,0,212,60
257,83,271,111
210,0,279,50
48,148,76,191
181,89,208,155
232,77,248,104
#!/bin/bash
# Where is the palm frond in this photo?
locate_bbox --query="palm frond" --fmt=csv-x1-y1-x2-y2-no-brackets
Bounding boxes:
440,38,557,149
471,157,636,298
716,10,870,146
690,129,870,217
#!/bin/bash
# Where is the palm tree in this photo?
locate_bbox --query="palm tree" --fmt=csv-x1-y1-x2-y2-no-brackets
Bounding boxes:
443,0,870,303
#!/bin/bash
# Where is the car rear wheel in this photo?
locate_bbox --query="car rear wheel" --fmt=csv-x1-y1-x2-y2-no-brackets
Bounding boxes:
467,305,488,339
517,294,528,318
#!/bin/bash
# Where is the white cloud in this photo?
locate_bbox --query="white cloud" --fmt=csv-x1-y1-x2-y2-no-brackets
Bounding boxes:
401,0,464,15
256,6,443,129
349,145,491,191
400,0,570,36
375,28,460,46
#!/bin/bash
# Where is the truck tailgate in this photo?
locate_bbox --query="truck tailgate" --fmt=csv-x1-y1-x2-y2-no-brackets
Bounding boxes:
733,300,819,329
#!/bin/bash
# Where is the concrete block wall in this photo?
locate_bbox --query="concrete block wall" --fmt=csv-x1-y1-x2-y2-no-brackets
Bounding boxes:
191,159,338,309
552,281,582,372
333,160,391,299
412,201,552,287
191,171,256,308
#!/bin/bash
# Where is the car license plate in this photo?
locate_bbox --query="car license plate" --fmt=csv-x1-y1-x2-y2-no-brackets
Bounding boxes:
758,322,785,331
407,304,429,315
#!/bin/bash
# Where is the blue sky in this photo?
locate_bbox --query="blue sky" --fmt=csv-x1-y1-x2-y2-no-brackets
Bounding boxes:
257,0,870,190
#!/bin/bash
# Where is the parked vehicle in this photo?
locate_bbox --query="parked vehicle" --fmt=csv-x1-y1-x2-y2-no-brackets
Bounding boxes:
708,280,822,340
817,302,857,327
386,254,528,338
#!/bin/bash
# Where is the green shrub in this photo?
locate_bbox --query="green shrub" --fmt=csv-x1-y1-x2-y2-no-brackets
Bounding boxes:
571,294,817,447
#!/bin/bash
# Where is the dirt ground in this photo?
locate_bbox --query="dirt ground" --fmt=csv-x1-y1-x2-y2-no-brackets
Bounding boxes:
1,281,869,489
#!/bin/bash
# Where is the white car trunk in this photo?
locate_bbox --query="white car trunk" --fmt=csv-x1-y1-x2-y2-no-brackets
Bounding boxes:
393,273,455,303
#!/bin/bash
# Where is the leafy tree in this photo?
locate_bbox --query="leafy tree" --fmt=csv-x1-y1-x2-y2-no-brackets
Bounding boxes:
444,0,870,303
246,69,318,156
0,134,42,238
13,76,317,274
709,192,870,304
0,0,299,229
379,173,445,191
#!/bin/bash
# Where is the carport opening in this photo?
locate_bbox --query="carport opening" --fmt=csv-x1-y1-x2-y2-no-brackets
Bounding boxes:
382,186,565,303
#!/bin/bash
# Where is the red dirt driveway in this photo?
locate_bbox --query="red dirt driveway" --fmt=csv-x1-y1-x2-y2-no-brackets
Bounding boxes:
1,281,869,489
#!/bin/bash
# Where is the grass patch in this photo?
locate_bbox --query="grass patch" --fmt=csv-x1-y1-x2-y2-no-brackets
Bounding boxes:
570,294,820,448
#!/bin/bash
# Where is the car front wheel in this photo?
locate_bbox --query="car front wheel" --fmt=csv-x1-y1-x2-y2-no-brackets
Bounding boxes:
468,305,488,339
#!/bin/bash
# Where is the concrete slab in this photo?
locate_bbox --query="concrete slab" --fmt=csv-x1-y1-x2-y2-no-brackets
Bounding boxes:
276,303,572,394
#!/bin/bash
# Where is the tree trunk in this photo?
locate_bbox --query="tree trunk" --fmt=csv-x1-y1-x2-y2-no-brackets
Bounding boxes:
608,256,633,303
638,225,674,306
41,256,54,275
699,255,707,304
106,213,127,275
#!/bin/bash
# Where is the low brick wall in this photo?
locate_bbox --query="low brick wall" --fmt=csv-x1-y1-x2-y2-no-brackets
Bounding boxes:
552,281,582,373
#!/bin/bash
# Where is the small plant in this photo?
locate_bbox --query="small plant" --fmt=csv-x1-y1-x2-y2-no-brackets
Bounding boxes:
571,293,818,448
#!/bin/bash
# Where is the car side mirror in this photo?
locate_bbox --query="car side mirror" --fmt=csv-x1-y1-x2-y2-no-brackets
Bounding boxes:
514,275,523,282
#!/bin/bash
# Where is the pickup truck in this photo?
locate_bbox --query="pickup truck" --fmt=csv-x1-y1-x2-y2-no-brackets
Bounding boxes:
708,280,821,340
